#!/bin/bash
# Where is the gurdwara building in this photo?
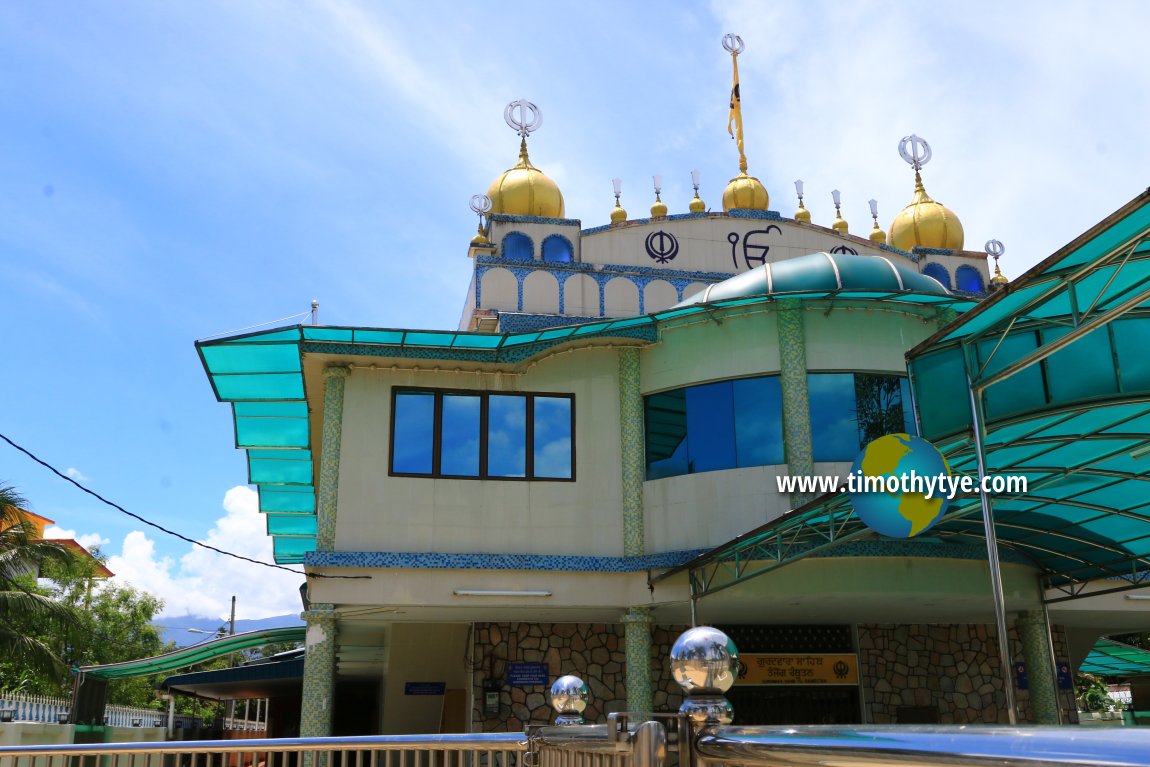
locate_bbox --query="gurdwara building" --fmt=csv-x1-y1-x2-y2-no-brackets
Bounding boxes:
197,42,1150,735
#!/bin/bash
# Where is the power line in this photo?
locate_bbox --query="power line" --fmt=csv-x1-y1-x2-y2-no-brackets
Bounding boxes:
0,431,365,580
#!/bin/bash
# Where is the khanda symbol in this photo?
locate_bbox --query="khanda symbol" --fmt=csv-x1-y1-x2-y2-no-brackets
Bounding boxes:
728,226,781,270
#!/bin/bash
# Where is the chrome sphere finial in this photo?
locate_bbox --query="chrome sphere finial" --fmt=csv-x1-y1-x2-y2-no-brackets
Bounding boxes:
549,675,589,725
670,626,739,726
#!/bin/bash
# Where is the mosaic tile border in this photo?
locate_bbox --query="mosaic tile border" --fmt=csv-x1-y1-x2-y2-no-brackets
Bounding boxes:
303,549,710,571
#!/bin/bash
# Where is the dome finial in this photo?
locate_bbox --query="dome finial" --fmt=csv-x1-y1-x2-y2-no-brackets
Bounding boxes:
651,174,668,218
468,194,492,246
868,198,886,244
794,179,811,223
610,177,627,224
689,169,706,213
831,189,848,234
889,134,964,251
720,34,769,212
487,100,565,218
987,239,1008,287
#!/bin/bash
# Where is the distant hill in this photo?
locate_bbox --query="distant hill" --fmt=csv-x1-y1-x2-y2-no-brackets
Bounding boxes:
156,613,304,647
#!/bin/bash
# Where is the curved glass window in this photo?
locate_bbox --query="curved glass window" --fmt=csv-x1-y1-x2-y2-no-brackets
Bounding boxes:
502,232,533,261
542,234,573,263
810,373,916,462
955,265,985,293
645,376,783,480
922,262,951,289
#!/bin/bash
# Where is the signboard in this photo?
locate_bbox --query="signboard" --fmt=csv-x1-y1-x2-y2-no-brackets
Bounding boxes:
1015,662,1028,690
1016,661,1072,691
506,662,550,686
736,654,858,686
404,682,446,696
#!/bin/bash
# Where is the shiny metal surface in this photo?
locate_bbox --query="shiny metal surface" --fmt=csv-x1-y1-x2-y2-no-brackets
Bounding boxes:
670,626,739,694
679,694,733,726
697,724,1150,767
551,674,589,724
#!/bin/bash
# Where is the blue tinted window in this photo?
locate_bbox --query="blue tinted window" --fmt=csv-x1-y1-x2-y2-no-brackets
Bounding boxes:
391,390,572,480
392,392,435,474
440,394,481,476
488,395,527,477
644,376,784,479
955,265,985,293
533,397,573,478
809,374,860,462
542,235,573,263
900,378,918,435
685,382,737,473
922,262,950,289
733,376,784,466
502,232,533,261
645,390,688,479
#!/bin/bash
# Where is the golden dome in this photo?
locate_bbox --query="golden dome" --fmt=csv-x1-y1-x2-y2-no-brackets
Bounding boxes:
869,222,887,244
722,172,769,212
991,262,1009,287
794,201,811,224
487,139,565,218
832,213,848,235
470,224,490,246
610,204,627,224
889,172,964,251
689,193,705,213
651,196,668,218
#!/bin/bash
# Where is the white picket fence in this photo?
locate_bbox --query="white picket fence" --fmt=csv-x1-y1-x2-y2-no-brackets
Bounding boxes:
0,693,164,727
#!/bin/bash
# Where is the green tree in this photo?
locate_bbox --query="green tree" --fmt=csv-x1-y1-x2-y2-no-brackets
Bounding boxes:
0,484,81,682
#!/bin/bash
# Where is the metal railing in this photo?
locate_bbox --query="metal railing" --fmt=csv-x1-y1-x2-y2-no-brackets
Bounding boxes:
0,733,526,767
0,693,169,728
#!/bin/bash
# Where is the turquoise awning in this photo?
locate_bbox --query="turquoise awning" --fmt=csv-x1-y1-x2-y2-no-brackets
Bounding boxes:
1079,638,1150,677
77,627,305,680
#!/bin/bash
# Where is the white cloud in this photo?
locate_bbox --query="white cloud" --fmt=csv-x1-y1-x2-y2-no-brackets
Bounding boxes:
103,486,304,620
65,467,88,481
43,525,108,551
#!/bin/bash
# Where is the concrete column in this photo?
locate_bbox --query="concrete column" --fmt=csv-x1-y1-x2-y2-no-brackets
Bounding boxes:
1017,609,1060,724
299,603,338,739
316,365,350,552
777,300,814,506
624,606,653,713
618,347,645,557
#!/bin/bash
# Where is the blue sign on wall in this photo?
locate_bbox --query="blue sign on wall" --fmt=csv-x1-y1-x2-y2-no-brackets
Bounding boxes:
506,662,550,686
404,682,446,696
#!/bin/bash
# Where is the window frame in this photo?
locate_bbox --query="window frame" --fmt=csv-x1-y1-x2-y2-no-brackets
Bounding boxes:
388,387,576,481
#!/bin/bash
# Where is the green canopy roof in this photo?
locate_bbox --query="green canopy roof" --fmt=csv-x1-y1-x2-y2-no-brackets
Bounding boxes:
76,627,305,680
1079,638,1150,677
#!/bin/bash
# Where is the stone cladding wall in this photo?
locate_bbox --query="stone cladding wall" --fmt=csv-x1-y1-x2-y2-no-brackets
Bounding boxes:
471,622,688,732
859,623,1078,724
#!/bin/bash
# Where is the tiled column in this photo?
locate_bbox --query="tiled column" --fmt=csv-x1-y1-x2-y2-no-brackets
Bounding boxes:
777,300,814,507
1017,610,1059,724
624,606,653,713
316,365,350,552
619,347,645,557
299,603,337,740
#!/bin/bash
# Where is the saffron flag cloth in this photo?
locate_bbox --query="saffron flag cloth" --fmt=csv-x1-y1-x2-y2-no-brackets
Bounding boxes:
727,58,741,137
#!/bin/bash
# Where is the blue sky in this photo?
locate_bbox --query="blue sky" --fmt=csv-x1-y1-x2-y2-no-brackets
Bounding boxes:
3,1,1149,620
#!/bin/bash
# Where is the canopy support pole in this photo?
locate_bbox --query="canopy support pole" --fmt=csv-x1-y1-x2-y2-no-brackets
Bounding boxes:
966,370,1018,725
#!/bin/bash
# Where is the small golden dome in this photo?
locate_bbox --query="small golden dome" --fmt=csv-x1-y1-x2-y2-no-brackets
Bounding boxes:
470,224,490,246
794,201,811,224
869,222,886,244
889,172,964,251
689,194,705,213
610,204,627,224
722,172,769,212
991,263,1008,287
487,139,565,218
651,198,668,218
832,215,849,235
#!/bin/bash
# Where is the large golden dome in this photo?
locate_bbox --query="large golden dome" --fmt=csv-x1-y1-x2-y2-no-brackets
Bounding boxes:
889,172,964,251
722,172,769,212
487,139,565,218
